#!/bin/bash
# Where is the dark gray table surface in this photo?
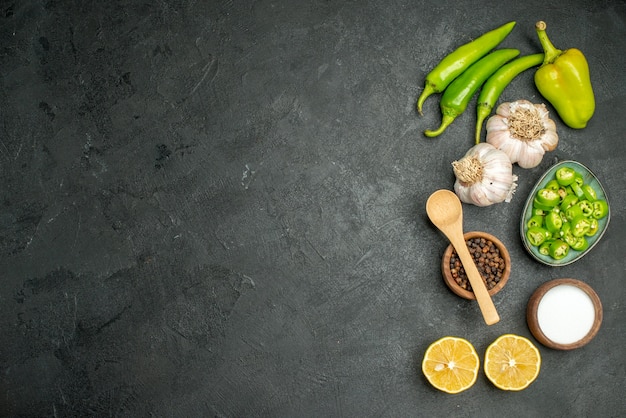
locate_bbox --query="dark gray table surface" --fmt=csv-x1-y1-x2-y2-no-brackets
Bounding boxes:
2,0,625,416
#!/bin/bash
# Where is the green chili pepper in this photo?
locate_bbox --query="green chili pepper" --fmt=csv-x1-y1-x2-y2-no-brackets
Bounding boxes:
544,180,560,192
559,194,578,211
534,21,595,129
548,239,569,260
591,199,608,219
527,226,550,246
424,49,520,137
562,231,577,247
555,167,576,186
570,236,589,252
536,188,560,207
417,21,516,115
558,222,571,238
565,204,583,221
576,200,594,217
532,208,545,217
581,184,597,202
533,198,554,212
538,240,553,256
572,216,591,237
545,211,562,233
586,218,599,236
474,53,544,144
573,173,584,186
527,215,544,229
571,182,584,198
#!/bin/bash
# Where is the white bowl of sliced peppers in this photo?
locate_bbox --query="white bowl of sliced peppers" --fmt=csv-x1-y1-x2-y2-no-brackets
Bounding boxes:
521,160,611,266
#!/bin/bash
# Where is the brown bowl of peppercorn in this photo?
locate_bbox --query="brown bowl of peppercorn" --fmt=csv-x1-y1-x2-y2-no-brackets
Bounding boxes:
441,231,511,300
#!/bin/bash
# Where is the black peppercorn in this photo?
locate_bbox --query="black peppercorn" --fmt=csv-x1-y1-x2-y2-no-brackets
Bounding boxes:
449,237,505,292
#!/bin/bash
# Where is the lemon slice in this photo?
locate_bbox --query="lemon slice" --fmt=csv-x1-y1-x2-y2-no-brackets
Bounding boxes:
422,336,480,394
484,334,541,391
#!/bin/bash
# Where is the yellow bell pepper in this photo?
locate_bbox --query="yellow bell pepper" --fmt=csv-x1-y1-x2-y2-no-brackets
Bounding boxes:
534,21,595,129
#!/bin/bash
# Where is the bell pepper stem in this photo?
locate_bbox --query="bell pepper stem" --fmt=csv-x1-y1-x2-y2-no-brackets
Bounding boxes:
535,21,562,65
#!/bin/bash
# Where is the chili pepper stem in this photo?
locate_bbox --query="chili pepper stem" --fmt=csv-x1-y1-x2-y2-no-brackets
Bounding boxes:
535,21,562,65
424,114,455,137
417,84,436,115
475,104,490,144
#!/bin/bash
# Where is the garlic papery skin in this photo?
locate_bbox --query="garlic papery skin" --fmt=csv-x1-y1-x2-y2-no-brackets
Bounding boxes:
486,100,559,169
452,143,518,207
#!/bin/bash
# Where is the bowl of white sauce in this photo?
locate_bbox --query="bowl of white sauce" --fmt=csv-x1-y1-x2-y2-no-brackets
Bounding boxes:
527,278,603,350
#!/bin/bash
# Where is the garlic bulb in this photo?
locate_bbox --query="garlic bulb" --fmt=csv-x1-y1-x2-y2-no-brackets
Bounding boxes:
452,143,518,207
486,100,558,169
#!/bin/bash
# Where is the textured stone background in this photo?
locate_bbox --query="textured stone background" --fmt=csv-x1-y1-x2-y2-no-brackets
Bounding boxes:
1,0,625,416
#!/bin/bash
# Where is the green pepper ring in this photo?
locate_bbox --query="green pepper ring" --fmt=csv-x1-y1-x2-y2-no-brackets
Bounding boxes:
592,200,608,219
536,188,560,207
548,239,570,260
545,211,562,233
555,166,576,186
581,184,597,202
570,236,589,252
526,226,550,246
571,216,591,237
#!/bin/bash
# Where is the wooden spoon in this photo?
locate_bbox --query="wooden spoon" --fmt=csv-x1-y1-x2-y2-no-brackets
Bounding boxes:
426,189,500,325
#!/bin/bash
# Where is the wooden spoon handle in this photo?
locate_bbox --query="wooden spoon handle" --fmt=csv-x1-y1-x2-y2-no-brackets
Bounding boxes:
450,235,500,325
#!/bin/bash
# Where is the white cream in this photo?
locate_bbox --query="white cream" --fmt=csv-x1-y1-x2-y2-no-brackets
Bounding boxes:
536,284,595,345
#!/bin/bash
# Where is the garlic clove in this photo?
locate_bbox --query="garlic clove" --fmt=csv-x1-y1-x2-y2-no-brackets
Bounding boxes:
484,122,512,148
495,102,513,118
515,141,545,169
541,126,559,152
485,114,510,134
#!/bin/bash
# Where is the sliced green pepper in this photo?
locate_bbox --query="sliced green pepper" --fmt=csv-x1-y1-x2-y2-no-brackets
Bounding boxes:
545,211,562,233
586,218,599,236
538,240,553,256
526,226,550,246
570,235,589,252
533,198,555,212
576,200,594,217
563,231,577,247
581,184,597,202
571,182,584,198
572,216,591,237
527,215,544,229
544,180,560,192
591,199,608,219
549,239,570,260
532,207,545,217
559,194,578,211
555,167,576,186
570,171,583,185
536,188,560,207
558,221,571,238
564,204,583,221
